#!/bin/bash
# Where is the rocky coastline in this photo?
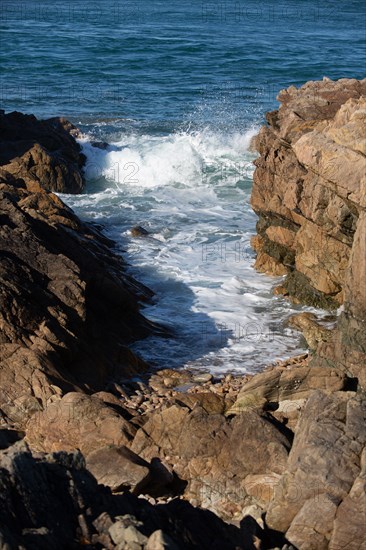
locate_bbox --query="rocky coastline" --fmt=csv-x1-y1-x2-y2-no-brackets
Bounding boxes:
0,78,365,550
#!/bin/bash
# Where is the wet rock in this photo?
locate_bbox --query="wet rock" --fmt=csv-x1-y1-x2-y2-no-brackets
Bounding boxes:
90,140,109,149
131,225,150,237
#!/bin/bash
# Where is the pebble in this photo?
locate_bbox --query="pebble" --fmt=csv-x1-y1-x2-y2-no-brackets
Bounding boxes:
192,373,213,383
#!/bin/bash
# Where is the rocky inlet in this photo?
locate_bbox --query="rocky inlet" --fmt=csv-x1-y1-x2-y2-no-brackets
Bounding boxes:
0,78,366,550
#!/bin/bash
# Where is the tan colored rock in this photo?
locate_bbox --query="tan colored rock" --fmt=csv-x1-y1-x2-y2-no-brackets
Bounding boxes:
146,529,179,550
25,392,136,455
86,445,150,493
131,403,290,518
285,494,338,550
251,78,366,310
254,250,289,276
266,391,366,548
226,365,346,415
244,473,281,505
288,312,332,349
294,220,350,297
172,392,226,414
344,210,366,323
293,130,366,208
329,448,366,550
325,97,366,155
265,226,296,250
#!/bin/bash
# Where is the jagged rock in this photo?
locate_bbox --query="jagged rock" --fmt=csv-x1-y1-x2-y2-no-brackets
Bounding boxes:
131,225,149,237
251,78,366,309
86,445,175,497
266,391,366,549
0,111,85,193
0,440,256,549
131,402,291,519
0,171,158,429
287,312,331,350
226,365,346,415
309,211,366,388
172,392,227,414
146,529,179,550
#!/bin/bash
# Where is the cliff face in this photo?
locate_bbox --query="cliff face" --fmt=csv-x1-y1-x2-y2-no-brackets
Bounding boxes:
252,77,366,309
252,77,366,387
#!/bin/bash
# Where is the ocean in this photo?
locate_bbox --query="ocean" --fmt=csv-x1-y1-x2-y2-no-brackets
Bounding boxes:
1,0,365,373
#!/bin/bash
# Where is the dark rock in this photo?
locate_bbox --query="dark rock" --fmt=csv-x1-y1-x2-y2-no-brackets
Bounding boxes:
0,440,258,549
131,225,150,237
0,170,158,430
0,111,85,193
91,140,110,150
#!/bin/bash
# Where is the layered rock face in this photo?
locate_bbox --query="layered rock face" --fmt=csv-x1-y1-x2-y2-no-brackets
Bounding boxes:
252,77,366,309
252,77,366,387
0,113,158,430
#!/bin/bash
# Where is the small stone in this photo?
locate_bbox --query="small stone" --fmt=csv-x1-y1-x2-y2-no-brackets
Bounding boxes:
131,225,149,237
124,525,147,546
192,373,213,383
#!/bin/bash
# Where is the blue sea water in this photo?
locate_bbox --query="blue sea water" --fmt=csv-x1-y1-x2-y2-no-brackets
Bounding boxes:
1,1,365,373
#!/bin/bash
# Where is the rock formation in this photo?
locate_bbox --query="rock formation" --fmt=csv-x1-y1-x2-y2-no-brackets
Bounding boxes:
251,77,366,310
252,77,366,387
0,111,86,193
0,113,160,431
0,438,249,549
1,80,366,549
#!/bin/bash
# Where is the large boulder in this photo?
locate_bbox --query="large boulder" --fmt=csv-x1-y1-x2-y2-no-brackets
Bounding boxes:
0,111,85,193
131,402,292,519
226,364,346,416
25,392,136,455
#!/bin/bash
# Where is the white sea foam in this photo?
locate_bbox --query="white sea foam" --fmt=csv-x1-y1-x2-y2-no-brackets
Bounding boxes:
80,127,257,190
61,126,324,375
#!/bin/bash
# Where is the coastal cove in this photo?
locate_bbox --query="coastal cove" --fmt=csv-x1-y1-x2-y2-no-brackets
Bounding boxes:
61,124,321,375
1,0,366,548
0,77,365,549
